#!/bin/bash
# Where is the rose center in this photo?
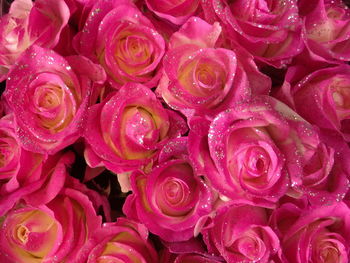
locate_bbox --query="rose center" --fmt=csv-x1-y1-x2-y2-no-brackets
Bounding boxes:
244,147,269,177
16,225,29,244
229,229,265,261
40,93,57,108
125,107,159,146
114,30,154,74
320,246,340,263
312,228,346,263
35,85,63,111
333,91,344,107
331,84,350,110
155,164,196,217
256,158,265,172
163,178,188,205
126,36,150,60
188,58,226,97
237,236,259,259
195,65,216,88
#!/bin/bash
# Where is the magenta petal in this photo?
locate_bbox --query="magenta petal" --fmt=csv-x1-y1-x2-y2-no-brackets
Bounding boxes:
169,16,222,48
28,0,70,48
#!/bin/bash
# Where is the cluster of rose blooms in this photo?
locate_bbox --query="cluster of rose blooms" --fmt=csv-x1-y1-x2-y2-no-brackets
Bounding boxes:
1,0,350,262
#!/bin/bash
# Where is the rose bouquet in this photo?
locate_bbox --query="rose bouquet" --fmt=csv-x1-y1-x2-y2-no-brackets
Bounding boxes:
1,0,350,262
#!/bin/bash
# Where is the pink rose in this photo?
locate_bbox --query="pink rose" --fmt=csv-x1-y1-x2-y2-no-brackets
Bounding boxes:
202,202,281,262
202,0,304,68
299,143,350,207
84,83,187,174
0,143,75,216
272,201,350,262
0,177,104,263
76,218,158,262
4,45,106,154
279,64,350,143
275,65,350,206
123,137,212,242
301,0,350,63
0,0,70,80
0,115,41,189
189,96,324,205
145,0,200,25
157,17,270,119
75,0,165,88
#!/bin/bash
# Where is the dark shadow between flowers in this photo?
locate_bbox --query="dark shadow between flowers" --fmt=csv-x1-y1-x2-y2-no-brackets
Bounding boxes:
67,142,131,221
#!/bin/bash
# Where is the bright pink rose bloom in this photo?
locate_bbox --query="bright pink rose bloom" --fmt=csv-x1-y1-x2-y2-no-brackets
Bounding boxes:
84,83,187,174
279,64,350,143
274,66,350,206
76,218,158,262
202,202,281,262
75,0,165,88
189,96,327,205
202,0,303,68
300,0,350,63
271,201,350,263
157,17,270,119
299,143,350,207
3,45,106,154
0,176,104,263
0,142,75,216
0,0,70,81
145,0,200,25
123,137,212,242
0,115,42,193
